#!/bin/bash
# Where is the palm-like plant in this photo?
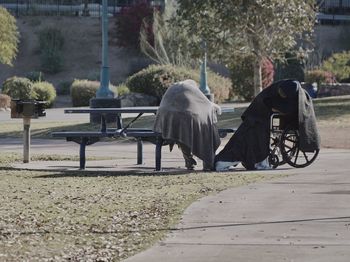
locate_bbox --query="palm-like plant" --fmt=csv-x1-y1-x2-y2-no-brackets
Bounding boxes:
140,2,195,67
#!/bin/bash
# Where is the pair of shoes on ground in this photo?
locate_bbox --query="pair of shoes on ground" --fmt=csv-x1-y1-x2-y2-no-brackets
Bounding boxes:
215,161,240,172
254,158,272,170
216,159,273,171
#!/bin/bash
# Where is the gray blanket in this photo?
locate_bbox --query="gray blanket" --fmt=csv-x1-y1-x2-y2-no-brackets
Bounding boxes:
153,80,221,167
298,87,321,152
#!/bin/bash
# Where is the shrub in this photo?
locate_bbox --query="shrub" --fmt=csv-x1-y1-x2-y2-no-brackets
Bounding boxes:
32,81,57,107
230,56,275,101
322,51,350,82
0,94,11,109
70,80,99,107
125,64,231,103
304,70,336,87
39,27,64,73
1,76,33,100
112,84,130,96
70,80,117,107
40,50,64,73
39,27,64,51
25,71,45,82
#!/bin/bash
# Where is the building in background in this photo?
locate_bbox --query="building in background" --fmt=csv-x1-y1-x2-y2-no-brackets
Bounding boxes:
317,0,350,24
0,0,166,17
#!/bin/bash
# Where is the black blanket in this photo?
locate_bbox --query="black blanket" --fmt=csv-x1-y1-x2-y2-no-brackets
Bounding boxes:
215,80,320,170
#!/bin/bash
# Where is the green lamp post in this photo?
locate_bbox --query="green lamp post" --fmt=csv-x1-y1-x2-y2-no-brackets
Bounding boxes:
90,0,120,124
199,40,214,101
96,0,114,98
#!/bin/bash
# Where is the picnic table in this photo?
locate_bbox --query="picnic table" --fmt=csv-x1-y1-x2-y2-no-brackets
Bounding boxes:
52,106,235,171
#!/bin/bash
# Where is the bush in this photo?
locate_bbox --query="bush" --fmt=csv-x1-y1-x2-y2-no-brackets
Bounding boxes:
39,27,64,51
1,76,33,100
0,94,11,109
25,71,45,82
112,84,130,96
70,80,117,107
70,80,99,107
304,70,336,87
125,64,231,103
40,50,64,73
230,56,275,101
39,27,64,73
32,81,57,107
322,51,350,82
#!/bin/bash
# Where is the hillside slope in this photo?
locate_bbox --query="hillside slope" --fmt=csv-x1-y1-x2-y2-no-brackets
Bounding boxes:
0,16,147,88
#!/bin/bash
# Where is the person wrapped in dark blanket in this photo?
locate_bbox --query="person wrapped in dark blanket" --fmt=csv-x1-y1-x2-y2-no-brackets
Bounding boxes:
215,79,321,171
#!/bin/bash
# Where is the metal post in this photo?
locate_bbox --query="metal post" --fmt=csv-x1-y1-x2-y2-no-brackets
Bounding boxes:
137,138,143,164
16,0,19,17
96,0,114,98
23,117,31,163
199,40,213,101
90,0,120,124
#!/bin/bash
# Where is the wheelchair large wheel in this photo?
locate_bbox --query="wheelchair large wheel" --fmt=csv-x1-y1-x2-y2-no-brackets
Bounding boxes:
280,127,319,168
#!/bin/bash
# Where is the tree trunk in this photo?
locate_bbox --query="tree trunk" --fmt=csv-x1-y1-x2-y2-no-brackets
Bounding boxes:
253,59,262,97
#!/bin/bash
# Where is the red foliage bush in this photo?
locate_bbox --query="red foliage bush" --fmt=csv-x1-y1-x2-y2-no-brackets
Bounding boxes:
305,70,337,86
115,0,154,50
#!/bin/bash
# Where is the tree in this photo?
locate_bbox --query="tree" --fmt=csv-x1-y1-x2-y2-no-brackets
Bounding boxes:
0,7,19,66
140,1,195,67
115,0,154,50
175,0,316,97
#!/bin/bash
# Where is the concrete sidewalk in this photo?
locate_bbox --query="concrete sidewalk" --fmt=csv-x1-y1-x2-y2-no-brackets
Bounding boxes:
124,148,350,262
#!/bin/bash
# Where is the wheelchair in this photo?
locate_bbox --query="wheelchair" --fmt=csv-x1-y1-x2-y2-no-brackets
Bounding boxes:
268,113,319,169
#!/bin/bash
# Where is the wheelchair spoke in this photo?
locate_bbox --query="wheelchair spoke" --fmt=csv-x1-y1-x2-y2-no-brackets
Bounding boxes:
293,148,300,165
303,151,309,162
285,137,296,143
285,144,293,151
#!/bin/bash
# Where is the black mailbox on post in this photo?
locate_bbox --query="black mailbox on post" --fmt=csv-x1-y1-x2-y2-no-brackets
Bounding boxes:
11,99,47,119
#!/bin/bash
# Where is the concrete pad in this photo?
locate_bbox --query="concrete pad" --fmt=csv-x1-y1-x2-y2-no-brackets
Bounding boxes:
3,138,202,172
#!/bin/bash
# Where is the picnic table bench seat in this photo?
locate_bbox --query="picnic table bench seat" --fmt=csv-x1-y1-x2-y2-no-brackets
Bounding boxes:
51,127,236,171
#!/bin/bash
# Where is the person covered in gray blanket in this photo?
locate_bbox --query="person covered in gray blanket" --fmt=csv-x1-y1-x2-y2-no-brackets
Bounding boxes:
153,79,221,171
215,79,320,171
